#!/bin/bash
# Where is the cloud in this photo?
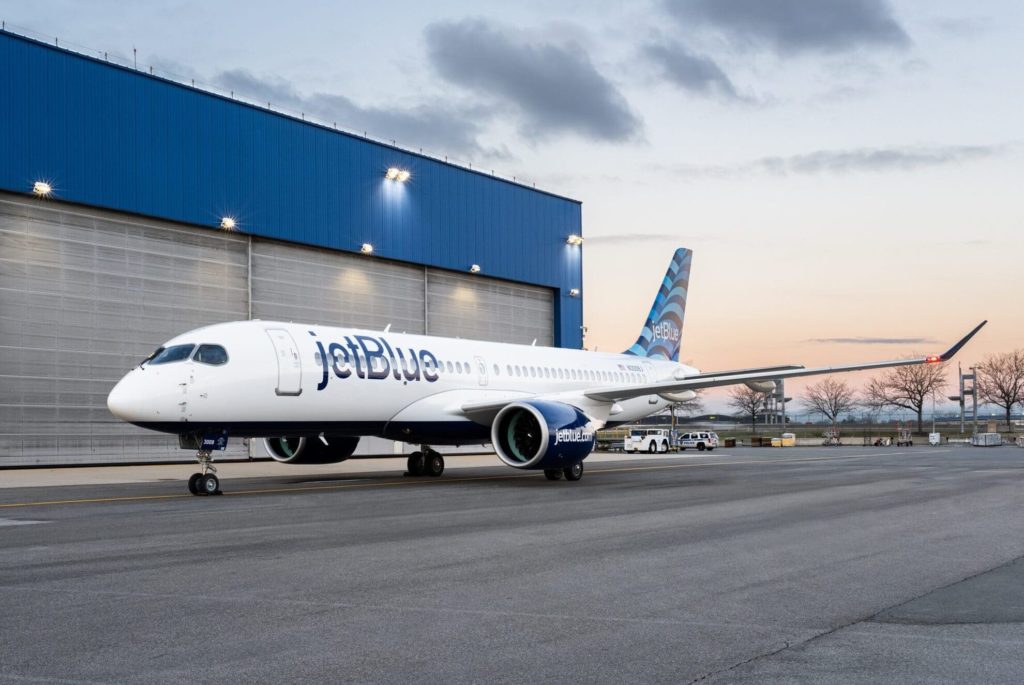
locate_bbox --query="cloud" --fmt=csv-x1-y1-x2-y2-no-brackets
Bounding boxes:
212,69,503,159
642,40,742,100
673,143,1010,178
586,233,691,245
425,19,641,143
664,0,910,54
810,337,937,345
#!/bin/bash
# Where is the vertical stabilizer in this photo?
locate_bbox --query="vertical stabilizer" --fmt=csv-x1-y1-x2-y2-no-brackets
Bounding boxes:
623,248,691,362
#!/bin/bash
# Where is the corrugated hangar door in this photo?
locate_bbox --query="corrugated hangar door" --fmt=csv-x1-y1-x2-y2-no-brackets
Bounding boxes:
0,193,249,466
250,240,426,332
425,269,554,346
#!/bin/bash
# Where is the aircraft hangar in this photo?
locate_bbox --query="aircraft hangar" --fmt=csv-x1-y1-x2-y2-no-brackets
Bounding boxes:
0,30,584,466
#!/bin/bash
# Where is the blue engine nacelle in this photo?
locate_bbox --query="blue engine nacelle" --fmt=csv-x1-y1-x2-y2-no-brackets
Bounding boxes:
491,400,596,470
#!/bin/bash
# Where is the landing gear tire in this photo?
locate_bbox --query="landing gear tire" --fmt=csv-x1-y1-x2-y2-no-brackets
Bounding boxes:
407,451,425,477
544,469,563,481
563,462,584,481
189,449,220,495
426,452,445,477
199,474,220,496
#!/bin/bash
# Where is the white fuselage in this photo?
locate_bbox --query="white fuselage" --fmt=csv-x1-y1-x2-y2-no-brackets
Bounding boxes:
107,320,697,445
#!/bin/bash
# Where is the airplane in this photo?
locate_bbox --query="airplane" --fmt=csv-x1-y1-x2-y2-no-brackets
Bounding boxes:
106,248,987,495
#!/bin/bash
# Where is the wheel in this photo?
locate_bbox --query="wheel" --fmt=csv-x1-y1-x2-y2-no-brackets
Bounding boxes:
707,447,715,452
407,452,425,476
563,462,584,481
697,443,706,451
426,452,445,477
661,441,669,453
188,473,202,495
648,442,657,453
199,474,219,495
680,447,686,451
909,441,913,446
544,469,563,481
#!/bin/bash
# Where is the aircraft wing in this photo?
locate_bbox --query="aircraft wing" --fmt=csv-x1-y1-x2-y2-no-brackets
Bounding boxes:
458,321,985,422
585,321,986,403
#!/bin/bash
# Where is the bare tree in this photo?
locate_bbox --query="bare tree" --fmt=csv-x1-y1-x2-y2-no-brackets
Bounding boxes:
863,363,948,433
728,385,769,434
976,350,1024,432
801,377,857,430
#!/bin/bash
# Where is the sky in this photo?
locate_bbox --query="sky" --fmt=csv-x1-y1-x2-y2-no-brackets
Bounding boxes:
5,0,1022,412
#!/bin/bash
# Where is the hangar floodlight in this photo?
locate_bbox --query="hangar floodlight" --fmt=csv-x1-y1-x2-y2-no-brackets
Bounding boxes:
32,181,52,197
469,264,481,273
386,167,410,182
566,234,583,246
569,288,581,297
360,243,374,254
220,216,236,230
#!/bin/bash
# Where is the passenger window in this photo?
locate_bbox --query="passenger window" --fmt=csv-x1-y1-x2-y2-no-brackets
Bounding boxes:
507,365,513,376
148,344,195,365
493,364,500,375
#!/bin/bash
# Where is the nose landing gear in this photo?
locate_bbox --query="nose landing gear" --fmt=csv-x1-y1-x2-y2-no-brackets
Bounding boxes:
187,449,221,496
406,446,445,477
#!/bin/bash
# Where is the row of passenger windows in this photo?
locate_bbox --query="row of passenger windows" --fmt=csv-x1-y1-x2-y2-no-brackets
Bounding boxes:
496,365,641,383
314,351,643,384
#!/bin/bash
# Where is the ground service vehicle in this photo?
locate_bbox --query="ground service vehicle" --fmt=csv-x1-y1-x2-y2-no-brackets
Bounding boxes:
625,429,671,453
679,431,719,451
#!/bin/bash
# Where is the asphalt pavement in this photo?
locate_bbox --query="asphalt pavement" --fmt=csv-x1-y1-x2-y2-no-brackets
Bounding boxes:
1,445,1023,684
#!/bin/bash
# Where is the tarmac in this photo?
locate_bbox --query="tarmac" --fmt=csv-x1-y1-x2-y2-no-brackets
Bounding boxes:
1,445,1023,684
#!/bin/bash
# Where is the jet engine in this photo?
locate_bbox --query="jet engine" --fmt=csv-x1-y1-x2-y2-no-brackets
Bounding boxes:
745,380,778,393
491,400,596,470
263,436,360,464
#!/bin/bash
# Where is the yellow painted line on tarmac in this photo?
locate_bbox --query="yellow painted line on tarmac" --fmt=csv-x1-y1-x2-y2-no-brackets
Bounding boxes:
0,449,948,509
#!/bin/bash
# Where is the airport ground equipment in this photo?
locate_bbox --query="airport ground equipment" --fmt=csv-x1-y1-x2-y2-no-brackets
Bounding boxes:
895,423,914,447
625,429,671,453
972,433,1003,447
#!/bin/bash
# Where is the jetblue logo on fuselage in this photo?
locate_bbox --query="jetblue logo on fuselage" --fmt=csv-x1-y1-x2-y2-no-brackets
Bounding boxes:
312,333,439,391
553,428,594,446
653,320,680,343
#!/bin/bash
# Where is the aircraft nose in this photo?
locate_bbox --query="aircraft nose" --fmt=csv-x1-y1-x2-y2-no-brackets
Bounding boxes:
107,374,137,421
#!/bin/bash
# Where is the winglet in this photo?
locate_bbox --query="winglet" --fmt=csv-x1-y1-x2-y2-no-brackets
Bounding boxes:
937,320,987,362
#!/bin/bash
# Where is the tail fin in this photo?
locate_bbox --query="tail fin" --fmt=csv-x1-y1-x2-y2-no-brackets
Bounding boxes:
624,248,692,362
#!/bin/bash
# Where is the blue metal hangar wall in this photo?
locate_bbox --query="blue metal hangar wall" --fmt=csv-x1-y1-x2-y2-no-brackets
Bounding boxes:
0,30,584,466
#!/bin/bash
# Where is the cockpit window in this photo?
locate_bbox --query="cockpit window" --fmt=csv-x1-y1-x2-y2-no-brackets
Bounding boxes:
194,344,229,366
148,344,195,365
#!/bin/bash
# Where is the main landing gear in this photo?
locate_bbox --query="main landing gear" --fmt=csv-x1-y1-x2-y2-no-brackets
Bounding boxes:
406,446,445,478
187,449,221,496
544,461,584,482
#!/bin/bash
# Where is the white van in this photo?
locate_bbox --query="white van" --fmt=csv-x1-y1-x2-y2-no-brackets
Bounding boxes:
625,429,671,453
678,431,718,451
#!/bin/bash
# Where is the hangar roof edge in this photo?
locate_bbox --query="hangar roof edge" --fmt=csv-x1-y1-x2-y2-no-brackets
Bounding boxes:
0,27,582,206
